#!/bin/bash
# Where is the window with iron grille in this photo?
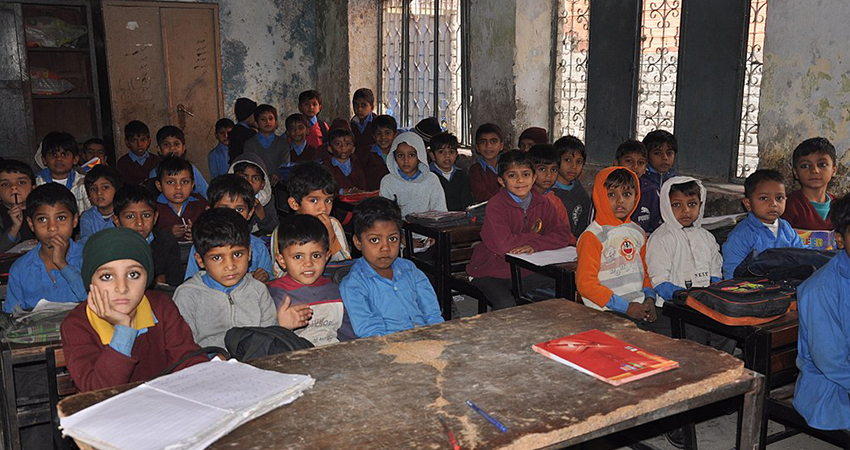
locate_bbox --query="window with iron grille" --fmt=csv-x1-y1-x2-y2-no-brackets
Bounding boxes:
737,0,768,178
552,0,590,142
636,0,681,140
379,0,469,143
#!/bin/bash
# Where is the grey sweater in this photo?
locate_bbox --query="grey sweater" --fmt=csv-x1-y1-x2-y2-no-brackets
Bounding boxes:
379,132,447,217
243,133,291,175
173,273,276,348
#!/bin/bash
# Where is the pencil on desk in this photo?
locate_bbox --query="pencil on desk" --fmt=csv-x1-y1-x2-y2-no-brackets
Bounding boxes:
438,415,461,450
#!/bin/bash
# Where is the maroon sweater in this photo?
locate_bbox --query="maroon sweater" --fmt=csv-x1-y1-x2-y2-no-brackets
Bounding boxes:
357,150,390,191
60,290,207,392
323,158,369,192
782,189,834,230
351,120,376,155
155,194,209,236
117,153,160,185
289,142,323,164
468,161,501,203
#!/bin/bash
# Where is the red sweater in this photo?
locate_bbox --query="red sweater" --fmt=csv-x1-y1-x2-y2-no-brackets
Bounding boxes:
323,158,369,192
155,194,209,234
351,120,376,155
782,190,833,231
117,153,160,185
466,189,573,279
468,161,501,203
60,290,207,392
306,120,328,149
289,142,323,164
357,150,390,191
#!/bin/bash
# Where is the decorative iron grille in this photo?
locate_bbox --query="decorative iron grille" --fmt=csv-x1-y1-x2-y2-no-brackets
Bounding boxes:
737,0,767,178
552,0,590,142
636,0,681,140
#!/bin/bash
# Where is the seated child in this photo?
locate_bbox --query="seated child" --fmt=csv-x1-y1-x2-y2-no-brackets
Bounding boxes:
286,162,351,262
81,138,108,166
112,185,184,287
228,97,258,161
576,167,661,331
642,129,678,193
783,137,837,230
148,125,209,197
184,175,274,281
268,215,356,346
286,113,322,164
340,197,443,336
174,208,311,348
467,151,572,310
350,88,376,153
359,114,395,191
208,118,234,179
35,131,90,214
0,159,35,252
794,193,850,430
468,123,504,203
80,166,123,240
528,144,573,231
380,131,447,217
154,156,209,242
722,169,805,279
298,90,329,149
428,131,474,211
517,127,548,152
615,139,660,234
552,135,592,236
60,227,207,392
323,128,368,193
229,153,279,234
243,104,290,185
5,183,85,312
117,120,159,185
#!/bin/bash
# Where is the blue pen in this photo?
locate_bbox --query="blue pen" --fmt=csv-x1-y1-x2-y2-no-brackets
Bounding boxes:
466,400,508,432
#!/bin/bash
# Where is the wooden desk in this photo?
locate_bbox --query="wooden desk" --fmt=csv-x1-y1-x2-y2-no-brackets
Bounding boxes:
60,299,763,450
505,253,577,301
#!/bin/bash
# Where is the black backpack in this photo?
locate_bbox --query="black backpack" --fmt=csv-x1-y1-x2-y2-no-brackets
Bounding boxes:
685,278,795,326
224,326,314,361
733,247,835,287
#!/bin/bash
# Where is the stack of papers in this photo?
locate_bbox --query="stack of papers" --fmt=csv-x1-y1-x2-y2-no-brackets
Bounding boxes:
510,246,578,266
60,359,314,450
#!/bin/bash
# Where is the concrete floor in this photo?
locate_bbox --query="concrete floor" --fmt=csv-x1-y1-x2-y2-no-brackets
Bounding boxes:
451,296,839,450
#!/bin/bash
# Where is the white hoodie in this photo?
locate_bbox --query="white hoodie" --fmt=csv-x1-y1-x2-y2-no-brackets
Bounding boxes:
646,176,722,302
379,132,446,217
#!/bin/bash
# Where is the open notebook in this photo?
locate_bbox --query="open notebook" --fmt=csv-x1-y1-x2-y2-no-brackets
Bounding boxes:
60,359,314,450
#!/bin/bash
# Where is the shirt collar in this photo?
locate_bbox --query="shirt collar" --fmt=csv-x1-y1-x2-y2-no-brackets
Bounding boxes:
554,180,574,190
128,151,150,165
256,133,275,149
307,116,318,127
507,191,530,204
202,272,244,294
358,256,404,280
429,161,457,180
145,232,154,244
398,168,422,181
331,158,352,176
292,140,307,155
478,156,498,174
354,113,374,133
156,192,197,216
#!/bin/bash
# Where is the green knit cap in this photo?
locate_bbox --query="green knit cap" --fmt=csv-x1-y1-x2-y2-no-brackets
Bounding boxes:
82,227,154,289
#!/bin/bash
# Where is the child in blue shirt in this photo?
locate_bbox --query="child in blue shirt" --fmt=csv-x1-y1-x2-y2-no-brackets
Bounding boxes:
5,183,85,312
722,169,805,278
148,125,209,197
0,159,36,253
208,118,234,179
340,197,444,337
80,166,123,240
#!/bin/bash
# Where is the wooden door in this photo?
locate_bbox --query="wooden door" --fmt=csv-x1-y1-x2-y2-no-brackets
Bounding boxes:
101,1,223,177
0,3,36,164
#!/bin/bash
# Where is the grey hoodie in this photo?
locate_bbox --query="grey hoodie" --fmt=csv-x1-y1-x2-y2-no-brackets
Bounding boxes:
173,272,277,348
228,152,279,233
379,132,447,217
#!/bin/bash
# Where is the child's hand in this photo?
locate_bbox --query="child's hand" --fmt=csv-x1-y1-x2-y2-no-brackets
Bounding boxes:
270,173,280,186
183,219,193,241
48,235,70,269
509,244,535,255
643,297,658,322
171,224,186,240
253,198,266,220
342,187,363,195
277,295,313,329
87,286,132,327
252,268,270,282
626,301,650,320
7,203,23,236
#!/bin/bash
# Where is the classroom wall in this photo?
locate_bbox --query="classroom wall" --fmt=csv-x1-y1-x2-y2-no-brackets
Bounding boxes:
759,0,850,192
513,1,556,140
348,0,380,117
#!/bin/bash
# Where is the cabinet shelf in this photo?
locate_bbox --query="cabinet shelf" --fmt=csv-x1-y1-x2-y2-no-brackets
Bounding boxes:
26,47,88,53
31,93,93,100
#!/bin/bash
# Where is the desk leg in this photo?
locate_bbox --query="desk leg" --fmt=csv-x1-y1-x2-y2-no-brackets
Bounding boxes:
737,375,765,450
509,261,523,301
437,232,452,321
670,312,686,340
1,350,19,450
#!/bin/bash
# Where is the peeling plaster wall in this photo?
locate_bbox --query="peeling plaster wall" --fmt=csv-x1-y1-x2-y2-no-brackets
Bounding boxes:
348,0,380,112
759,0,850,193
315,0,351,121
513,1,555,141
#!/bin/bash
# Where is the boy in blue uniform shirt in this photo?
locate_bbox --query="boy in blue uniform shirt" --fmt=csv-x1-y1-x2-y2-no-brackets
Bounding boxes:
794,193,850,430
722,169,805,278
340,197,443,337
148,125,209,197
80,166,123,240
5,183,86,312
208,118,233,179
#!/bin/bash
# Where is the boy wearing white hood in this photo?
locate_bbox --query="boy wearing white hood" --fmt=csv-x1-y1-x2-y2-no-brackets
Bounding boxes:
228,152,279,234
379,132,447,218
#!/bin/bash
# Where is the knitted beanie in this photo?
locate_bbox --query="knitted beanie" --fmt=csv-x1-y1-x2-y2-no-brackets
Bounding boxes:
82,228,154,289
518,127,549,145
234,98,258,122
414,117,443,144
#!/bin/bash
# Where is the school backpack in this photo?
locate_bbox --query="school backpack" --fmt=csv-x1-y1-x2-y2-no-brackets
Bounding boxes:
733,247,835,287
225,326,314,362
685,278,795,326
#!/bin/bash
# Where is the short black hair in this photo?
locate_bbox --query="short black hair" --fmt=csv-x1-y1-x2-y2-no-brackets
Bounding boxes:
156,156,194,182
26,183,77,219
327,128,354,145
830,194,850,235
616,139,647,160
353,196,401,237
642,129,678,154
744,169,785,198
113,184,157,214
528,144,559,166
254,104,278,122
792,137,837,166
475,123,503,143
669,180,701,199
124,120,150,139
207,174,254,210
215,118,235,132
429,132,459,152
192,208,251,256
603,168,637,191
42,132,77,157
84,165,124,192
288,162,335,203
497,150,534,176
0,159,35,185
83,137,106,151
553,135,587,160
277,214,330,252
285,113,309,130
299,89,322,105
156,125,185,146
373,115,398,133
352,88,375,106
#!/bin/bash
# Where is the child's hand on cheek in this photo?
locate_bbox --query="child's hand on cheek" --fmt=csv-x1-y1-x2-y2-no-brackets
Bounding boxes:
253,198,265,219
276,295,313,329
87,286,132,327
48,235,70,269
252,268,270,282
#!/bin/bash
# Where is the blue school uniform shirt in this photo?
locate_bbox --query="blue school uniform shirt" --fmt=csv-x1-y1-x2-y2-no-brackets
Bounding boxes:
794,250,850,430
721,213,805,279
208,143,229,179
149,163,208,198
79,207,115,240
5,240,86,313
340,257,444,337
183,234,274,280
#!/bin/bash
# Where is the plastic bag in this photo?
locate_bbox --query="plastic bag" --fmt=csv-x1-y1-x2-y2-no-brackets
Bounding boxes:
25,16,87,48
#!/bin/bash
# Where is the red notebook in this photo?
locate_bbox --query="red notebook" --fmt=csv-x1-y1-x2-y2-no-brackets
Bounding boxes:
532,329,678,386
